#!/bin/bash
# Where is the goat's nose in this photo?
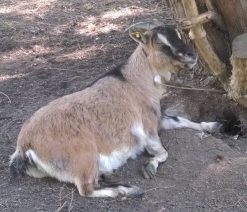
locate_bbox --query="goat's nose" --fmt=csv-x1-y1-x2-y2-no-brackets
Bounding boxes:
185,51,196,58
185,51,196,59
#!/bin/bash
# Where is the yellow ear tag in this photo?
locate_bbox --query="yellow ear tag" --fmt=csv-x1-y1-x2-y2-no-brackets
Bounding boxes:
132,32,141,38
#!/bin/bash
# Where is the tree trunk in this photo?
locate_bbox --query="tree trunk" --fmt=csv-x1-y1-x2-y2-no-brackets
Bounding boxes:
213,0,247,40
165,0,247,108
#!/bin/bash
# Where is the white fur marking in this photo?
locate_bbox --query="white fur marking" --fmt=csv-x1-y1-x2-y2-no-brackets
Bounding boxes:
88,185,141,198
161,116,203,130
130,123,148,157
98,151,130,173
98,146,145,174
176,29,182,39
9,149,19,165
162,71,171,81
131,123,147,143
154,75,162,85
89,187,117,198
26,167,48,178
160,116,219,132
158,34,174,50
188,61,197,69
25,149,73,183
200,122,220,133
149,158,159,170
146,137,163,154
98,123,148,174
160,117,185,130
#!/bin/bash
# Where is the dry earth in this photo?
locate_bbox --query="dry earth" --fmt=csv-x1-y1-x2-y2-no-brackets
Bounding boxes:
0,0,247,211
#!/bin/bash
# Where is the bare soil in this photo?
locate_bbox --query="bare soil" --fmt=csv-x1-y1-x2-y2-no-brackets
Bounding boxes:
0,0,247,211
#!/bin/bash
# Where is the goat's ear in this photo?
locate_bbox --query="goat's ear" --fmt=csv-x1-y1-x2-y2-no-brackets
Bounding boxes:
129,29,148,44
126,21,163,44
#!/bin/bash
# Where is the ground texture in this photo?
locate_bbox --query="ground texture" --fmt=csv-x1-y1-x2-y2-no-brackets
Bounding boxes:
0,0,247,211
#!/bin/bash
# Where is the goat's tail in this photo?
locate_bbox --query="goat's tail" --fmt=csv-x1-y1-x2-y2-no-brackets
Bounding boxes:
9,148,29,177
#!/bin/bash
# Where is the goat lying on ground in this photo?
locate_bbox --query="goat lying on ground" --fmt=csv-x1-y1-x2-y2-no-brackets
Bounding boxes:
10,21,220,197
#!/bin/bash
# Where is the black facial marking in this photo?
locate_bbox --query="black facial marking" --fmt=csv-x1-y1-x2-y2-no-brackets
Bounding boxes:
86,63,126,88
153,26,194,60
161,44,174,58
155,26,184,47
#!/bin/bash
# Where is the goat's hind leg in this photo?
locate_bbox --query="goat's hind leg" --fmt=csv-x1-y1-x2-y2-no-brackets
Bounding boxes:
88,184,144,198
160,115,222,133
143,135,168,179
76,172,144,198
74,152,143,198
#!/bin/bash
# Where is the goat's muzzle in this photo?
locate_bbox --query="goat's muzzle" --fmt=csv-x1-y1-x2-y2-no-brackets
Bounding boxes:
177,49,198,69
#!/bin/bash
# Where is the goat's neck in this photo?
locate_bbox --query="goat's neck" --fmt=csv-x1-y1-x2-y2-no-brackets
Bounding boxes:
123,45,163,104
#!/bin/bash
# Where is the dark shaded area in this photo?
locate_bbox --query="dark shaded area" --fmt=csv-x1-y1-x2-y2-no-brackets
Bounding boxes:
218,110,242,136
9,154,29,177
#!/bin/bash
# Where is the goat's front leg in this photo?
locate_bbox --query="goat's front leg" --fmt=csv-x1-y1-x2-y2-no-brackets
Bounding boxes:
160,115,222,133
142,135,168,179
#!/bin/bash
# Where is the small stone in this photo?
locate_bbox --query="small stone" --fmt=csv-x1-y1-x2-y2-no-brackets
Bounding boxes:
215,154,224,163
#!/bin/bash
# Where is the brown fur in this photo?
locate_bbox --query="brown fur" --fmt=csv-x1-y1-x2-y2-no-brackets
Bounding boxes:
14,45,164,195
10,26,195,196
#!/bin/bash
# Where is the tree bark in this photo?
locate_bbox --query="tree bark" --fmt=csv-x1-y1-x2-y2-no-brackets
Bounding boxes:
213,0,247,40
165,0,247,107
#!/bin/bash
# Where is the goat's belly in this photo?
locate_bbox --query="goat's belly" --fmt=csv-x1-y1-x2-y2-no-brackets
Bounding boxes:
98,144,145,174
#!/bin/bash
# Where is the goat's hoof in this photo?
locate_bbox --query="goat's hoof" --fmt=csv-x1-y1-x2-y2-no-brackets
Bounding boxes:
142,162,157,179
201,122,223,134
213,122,224,134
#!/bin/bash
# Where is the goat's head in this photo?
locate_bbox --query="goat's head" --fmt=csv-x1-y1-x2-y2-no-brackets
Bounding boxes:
127,21,198,74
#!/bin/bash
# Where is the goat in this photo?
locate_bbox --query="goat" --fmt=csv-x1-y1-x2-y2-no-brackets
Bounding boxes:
9,21,219,198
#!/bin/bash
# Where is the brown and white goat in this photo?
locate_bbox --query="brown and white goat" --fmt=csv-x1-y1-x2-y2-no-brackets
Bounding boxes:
10,21,218,197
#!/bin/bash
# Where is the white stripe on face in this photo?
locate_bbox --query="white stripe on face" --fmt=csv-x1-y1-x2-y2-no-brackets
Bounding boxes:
157,33,176,52
175,29,182,40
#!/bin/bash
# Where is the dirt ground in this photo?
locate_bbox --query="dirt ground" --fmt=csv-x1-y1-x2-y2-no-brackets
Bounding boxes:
0,0,247,211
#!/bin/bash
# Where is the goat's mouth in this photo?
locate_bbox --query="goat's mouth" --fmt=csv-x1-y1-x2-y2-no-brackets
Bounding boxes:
178,57,198,69
175,51,198,69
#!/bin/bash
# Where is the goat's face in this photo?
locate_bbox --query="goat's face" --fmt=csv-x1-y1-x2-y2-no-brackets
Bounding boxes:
147,26,197,72
128,22,198,74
